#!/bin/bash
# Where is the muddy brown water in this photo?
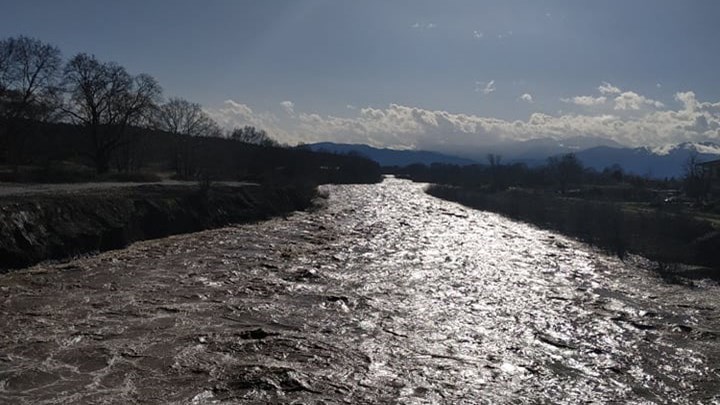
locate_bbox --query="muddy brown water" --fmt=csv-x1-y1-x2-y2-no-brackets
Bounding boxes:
1,177,719,404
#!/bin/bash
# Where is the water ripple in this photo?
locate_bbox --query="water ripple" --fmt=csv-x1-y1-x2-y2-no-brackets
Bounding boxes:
0,177,718,404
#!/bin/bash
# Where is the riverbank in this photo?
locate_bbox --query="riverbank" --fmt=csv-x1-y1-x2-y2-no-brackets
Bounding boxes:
0,182,317,271
426,184,720,273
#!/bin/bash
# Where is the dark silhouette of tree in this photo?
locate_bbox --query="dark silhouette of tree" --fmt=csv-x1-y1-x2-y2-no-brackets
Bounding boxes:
230,125,278,147
154,98,220,138
0,37,384,185
63,53,162,173
154,97,221,178
0,36,62,166
486,153,503,190
113,74,164,172
603,164,624,183
682,151,710,203
486,153,501,167
547,153,583,194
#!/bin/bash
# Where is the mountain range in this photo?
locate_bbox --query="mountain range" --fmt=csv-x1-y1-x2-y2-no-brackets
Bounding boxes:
306,140,720,179
307,142,475,167
575,142,720,178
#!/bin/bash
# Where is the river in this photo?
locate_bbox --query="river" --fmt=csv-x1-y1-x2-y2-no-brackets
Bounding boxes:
1,177,719,404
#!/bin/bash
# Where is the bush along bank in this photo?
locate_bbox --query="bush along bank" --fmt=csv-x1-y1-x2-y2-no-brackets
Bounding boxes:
426,185,720,272
0,184,317,271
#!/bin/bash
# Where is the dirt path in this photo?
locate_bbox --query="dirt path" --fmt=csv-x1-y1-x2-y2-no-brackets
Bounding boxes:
0,181,256,197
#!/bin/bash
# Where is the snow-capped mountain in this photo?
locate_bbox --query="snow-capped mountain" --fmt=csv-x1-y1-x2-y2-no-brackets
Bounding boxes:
304,139,720,179
575,142,720,178
305,142,477,166
455,136,623,163
648,142,720,157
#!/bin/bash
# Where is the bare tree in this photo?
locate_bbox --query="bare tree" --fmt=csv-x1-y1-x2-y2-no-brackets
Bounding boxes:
486,153,503,190
0,36,62,166
0,36,62,120
683,151,702,179
486,153,502,167
547,153,583,194
155,98,218,137
683,151,710,202
154,97,220,178
230,125,277,147
63,53,162,173
112,73,164,172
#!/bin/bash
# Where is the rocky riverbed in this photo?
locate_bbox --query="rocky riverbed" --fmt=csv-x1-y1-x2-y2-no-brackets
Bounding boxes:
1,178,719,404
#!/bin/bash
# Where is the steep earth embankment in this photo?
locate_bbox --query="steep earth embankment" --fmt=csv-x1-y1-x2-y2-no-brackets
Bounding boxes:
0,183,316,271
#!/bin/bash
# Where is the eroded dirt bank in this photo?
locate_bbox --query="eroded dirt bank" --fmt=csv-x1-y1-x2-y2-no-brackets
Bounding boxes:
0,178,719,404
0,183,315,271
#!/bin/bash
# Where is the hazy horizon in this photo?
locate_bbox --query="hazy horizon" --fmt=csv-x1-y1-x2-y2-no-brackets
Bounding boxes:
2,0,720,151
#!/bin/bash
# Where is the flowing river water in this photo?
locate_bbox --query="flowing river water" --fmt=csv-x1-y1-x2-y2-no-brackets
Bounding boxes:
1,177,719,404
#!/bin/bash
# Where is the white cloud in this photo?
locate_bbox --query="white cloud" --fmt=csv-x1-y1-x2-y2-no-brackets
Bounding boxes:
475,80,496,95
206,89,720,152
519,93,534,103
598,81,622,95
656,83,662,88
473,30,484,39
561,95,607,106
346,104,357,110
563,83,663,111
280,100,295,115
674,91,720,114
205,100,291,143
411,22,436,30
675,91,698,112
496,31,513,40
613,91,664,110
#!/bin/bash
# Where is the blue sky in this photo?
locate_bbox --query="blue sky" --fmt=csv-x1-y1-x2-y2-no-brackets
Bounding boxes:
3,1,720,151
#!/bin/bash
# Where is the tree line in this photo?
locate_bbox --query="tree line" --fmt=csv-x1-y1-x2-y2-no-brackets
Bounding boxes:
0,36,277,176
393,150,715,204
389,152,703,204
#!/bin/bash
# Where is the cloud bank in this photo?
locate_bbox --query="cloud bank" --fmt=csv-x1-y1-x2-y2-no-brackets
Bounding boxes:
562,82,664,111
206,84,720,152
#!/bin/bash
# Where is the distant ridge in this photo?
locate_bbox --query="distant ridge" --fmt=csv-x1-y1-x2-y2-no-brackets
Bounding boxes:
305,140,720,178
305,142,477,167
575,142,720,178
